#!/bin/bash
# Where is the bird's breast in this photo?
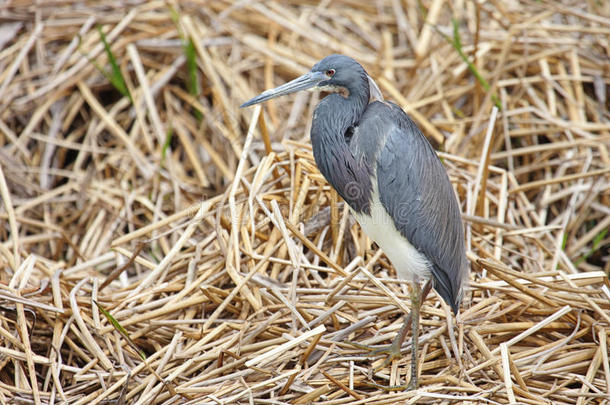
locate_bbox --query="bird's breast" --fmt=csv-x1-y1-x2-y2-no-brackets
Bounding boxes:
351,178,432,282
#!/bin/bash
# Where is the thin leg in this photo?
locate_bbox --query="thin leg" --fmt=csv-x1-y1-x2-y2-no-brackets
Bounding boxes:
390,280,432,355
406,279,422,390
346,280,432,388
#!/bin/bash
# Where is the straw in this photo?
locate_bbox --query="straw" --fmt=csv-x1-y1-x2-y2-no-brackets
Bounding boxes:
0,1,608,403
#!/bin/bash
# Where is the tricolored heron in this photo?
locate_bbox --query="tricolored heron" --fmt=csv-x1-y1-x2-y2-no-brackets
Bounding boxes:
241,54,467,389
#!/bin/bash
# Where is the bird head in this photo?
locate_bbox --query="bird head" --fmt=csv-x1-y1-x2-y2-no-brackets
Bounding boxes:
240,54,382,108
310,54,365,98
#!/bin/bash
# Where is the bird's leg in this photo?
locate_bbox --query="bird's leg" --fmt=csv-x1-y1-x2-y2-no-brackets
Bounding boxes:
346,311,412,370
406,278,422,390
347,280,432,376
346,329,408,391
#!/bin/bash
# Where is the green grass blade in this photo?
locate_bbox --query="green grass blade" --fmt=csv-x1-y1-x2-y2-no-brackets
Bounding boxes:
161,127,173,166
185,38,203,120
450,19,501,109
169,5,202,120
185,39,199,96
573,227,608,265
168,5,180,26
94,300,146,360
94,300,183,399
433,19,501,110
97,25,132,103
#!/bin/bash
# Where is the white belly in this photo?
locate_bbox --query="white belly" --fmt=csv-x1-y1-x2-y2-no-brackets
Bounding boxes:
352,185,431,282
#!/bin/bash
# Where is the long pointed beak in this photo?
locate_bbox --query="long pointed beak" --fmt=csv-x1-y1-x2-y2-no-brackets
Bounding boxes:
240,71,326,108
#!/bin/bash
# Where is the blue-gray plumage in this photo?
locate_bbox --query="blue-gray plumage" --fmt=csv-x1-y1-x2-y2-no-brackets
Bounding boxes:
360,103,467,313
241,54,467,389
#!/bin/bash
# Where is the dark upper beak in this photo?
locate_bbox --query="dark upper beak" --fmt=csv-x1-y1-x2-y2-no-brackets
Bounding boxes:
240,71,327,108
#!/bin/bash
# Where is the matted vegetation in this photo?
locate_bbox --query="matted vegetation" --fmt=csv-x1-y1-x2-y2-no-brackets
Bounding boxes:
0,1,609,404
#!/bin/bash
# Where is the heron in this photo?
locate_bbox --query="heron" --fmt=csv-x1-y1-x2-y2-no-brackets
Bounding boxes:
241,54,467,389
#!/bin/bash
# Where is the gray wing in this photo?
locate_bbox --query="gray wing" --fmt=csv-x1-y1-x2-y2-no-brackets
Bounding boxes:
374,104,467,312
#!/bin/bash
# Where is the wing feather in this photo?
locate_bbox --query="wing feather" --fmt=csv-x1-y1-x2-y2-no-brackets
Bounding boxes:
371,103,467,312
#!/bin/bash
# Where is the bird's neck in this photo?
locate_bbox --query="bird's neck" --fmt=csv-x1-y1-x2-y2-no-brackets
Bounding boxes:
310,93,372,214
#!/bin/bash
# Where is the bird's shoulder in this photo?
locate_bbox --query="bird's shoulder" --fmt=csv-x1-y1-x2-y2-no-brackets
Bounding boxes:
349,101,406,161
351,101,437,163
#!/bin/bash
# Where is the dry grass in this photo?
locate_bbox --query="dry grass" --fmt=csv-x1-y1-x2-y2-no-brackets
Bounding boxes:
0,1,609,404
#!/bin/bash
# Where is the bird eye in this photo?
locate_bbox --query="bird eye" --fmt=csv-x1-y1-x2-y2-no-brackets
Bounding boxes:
326,69,335,77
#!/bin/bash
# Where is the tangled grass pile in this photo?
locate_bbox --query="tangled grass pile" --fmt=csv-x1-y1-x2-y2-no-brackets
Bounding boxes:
0,1,608,404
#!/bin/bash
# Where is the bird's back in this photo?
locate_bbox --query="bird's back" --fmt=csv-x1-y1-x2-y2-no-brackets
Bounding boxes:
349,101,467,313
